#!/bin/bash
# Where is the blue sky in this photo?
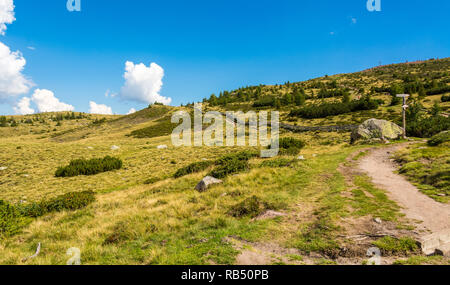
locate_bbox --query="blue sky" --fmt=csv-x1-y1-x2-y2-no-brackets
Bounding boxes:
0,0,449,115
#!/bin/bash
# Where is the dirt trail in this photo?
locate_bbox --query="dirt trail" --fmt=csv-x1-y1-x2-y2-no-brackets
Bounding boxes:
358,144,450,234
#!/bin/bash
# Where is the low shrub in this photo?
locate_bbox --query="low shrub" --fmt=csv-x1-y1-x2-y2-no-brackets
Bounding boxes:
269,137,305,156
208,159,249,179
252,96,275,108
406,115,450,138
259,158,295,168
173,161,214,178
207,151,259,179
441,95,450,102
278,137,306,149
20,191,96,218
227,196,272,218
55,156,122,177
0,200,30,238
214,151,259,166
289,96,379,119
426,85,450,96
428,131,450,146
372,236,419,255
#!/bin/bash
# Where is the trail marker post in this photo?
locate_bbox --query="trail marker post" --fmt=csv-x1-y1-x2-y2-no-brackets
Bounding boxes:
396,94,410,139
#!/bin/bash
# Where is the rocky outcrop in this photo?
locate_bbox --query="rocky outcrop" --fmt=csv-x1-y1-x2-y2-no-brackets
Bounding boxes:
195,176,223,192
351,119,403,144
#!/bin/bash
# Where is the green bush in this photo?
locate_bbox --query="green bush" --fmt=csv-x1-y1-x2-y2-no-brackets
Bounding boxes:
227,196,272,218
278,137,306,149
0,200,30,238
252,96,275,108
406,115,450,138
269,137,305,156
214,151,259,166
373,236,419,255
20,191,96,218
426,85,450,96
259,158,295,168
428,131,450,146
173,161,214,178
208,159,249,179
289,96,379,119
55,156,122,177
441,95,450,102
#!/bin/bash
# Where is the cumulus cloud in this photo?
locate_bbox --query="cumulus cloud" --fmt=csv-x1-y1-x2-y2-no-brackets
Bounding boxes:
0,0,15,35
0,42,33,102
126,108,136,115
13,96,34,115
31,89,74,113
119,61,171,105
89,101,113,115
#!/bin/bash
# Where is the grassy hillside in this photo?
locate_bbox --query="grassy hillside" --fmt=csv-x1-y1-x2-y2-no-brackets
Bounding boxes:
1,59,449,265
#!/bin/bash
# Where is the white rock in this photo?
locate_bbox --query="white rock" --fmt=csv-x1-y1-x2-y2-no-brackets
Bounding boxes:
297,155,305,160
87,146,94,150
157,145,168,149
374,218,382,224
195,176,223,192
0,167,7,171
111,145,120,150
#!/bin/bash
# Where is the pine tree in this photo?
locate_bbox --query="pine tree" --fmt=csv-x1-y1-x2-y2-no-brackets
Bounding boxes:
431,101,441,116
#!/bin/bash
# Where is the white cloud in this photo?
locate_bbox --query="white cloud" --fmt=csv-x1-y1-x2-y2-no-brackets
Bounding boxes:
126,108,136,115
0,41,33,102
13,96,34,115
89,101,113,115
31,89,74,113
27,46,35,50
119,61,171,105
330,31,335,36
0,0,15,35
351,17,357,24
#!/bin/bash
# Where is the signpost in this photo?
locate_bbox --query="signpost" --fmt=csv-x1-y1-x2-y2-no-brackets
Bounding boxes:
396,94,410,139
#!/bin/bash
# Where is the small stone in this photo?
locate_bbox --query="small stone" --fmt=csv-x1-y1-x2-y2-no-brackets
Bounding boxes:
374,218,382,224
111,145,120,150
297,155,305,160
87,146,94,150
157,145,168,149
312,154,317,157
195,176,223,192
0,167,7,171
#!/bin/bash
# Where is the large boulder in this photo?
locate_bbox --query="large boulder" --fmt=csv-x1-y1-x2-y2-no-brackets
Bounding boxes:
195,176,223,192
351,119,403,144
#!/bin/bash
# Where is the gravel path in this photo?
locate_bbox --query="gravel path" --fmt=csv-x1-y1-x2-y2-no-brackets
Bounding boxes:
358,144,450,234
